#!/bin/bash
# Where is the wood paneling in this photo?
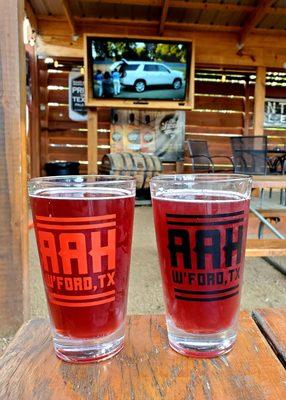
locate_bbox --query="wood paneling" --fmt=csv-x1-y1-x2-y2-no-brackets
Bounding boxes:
195,95,247,112
48,74,69,86
48,89,68,103
38,61,286,175
187,111,244,127
0,0,28,335
195,81,249,96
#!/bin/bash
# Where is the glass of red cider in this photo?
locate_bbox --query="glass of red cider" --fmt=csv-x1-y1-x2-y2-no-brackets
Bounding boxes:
29,176,135,363
151,174,252,358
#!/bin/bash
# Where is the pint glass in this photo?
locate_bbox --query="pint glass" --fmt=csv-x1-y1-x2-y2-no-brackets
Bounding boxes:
151,174,252,357
29,176,135,363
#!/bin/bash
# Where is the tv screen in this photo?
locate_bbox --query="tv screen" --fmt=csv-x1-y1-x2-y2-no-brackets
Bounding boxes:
88,37,190,101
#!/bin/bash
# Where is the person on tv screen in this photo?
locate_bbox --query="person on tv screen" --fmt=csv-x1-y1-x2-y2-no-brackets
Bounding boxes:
94,69,103,97
102,71,114,97
112,69,121,96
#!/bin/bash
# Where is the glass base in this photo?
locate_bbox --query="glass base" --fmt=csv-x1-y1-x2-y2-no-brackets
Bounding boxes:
53,323,125,363
167,318,237,358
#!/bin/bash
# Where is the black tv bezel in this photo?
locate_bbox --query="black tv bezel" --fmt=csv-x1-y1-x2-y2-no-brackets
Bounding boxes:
87,36,191,102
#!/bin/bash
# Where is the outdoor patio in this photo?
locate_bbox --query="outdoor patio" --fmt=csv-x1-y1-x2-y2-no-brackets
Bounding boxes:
1,0,286,398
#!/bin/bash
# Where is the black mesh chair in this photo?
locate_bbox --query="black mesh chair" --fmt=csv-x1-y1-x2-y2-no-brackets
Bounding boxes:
230,136,268,175
231,135,286,210
187,140,234,173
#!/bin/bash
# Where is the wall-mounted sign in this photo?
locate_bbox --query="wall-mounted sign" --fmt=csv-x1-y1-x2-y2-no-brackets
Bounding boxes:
69,71,87,121
110,110,185,162
264,98,286,128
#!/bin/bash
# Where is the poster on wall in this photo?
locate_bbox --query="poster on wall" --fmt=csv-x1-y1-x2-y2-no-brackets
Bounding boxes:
110,110,185,161
264,98,286,128
68,71,87,121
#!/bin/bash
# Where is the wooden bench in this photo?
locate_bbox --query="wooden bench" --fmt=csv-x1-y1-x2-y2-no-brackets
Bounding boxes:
0,312,285,399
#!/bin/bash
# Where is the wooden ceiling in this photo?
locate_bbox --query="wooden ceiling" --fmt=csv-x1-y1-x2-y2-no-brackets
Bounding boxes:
26,0,286,47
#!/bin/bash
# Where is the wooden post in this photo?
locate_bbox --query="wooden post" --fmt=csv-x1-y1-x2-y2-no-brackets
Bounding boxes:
27,45,41,177
254,66,266,136
176,161,184,173
88,108,98,174
39,60,49,174
243,76,251,135
0,0,28,334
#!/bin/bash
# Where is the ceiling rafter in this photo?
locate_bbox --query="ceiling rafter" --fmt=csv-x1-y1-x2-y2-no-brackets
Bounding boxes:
238,0,278,47
62,0,77,35
158,0,170,35
77,0,286,15
24,0,38,31
36,14,286,37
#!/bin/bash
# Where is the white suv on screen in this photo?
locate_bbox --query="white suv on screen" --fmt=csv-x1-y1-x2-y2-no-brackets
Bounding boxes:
111,60,184,93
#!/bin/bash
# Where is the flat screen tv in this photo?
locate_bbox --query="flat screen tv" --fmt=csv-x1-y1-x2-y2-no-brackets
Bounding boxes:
84,34,194,110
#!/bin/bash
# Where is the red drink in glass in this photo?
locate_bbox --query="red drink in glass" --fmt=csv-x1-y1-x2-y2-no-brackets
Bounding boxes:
29,176,135,363
151,175,252,358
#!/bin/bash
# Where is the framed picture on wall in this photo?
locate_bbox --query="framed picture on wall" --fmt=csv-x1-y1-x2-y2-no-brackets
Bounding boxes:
110,110,185,162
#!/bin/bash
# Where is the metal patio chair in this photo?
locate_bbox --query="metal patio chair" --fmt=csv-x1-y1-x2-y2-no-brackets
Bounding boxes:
187,139,234,173
230,136,269,175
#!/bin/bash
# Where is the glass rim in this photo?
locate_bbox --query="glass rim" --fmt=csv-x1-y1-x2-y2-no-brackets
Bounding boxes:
29,175,135,185
151,173,252,184
28,175,136,198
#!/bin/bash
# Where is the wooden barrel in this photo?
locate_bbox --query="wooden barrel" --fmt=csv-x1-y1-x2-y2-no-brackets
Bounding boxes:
99,153,162,189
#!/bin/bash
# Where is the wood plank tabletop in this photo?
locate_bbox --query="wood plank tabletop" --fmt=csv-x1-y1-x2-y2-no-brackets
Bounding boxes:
253,308,286,367
252,175,286,189
246,239,286,257
0,313,285,399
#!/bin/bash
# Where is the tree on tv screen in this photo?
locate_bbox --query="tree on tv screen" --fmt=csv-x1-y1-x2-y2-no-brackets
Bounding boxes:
92,40,187,63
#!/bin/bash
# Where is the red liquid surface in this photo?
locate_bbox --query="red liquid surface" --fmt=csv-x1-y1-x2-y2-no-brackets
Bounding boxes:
153,191,250,333
31,189,134,339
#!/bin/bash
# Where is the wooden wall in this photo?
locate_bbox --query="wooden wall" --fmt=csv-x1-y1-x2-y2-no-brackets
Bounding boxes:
0,0,28,335
37,59,286,176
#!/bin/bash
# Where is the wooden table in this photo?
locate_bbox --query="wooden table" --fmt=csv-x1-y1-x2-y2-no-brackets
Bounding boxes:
252,175,286,189
253,308,286,367
0,311,285,399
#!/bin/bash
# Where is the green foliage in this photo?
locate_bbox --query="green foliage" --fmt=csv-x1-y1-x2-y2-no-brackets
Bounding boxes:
92,40,188,63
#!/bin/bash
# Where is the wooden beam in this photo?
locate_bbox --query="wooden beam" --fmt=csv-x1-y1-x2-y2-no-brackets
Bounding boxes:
87,109,98,174
61,0,76,35
79,0,286,15
83,0,163,5
253,66,266,136
0,0,28,335
24,0,38,31
243,76,251,135
158,0,170,35
26,45,41,177
35,17,286,68
36,15,286,36
239,0,277,47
